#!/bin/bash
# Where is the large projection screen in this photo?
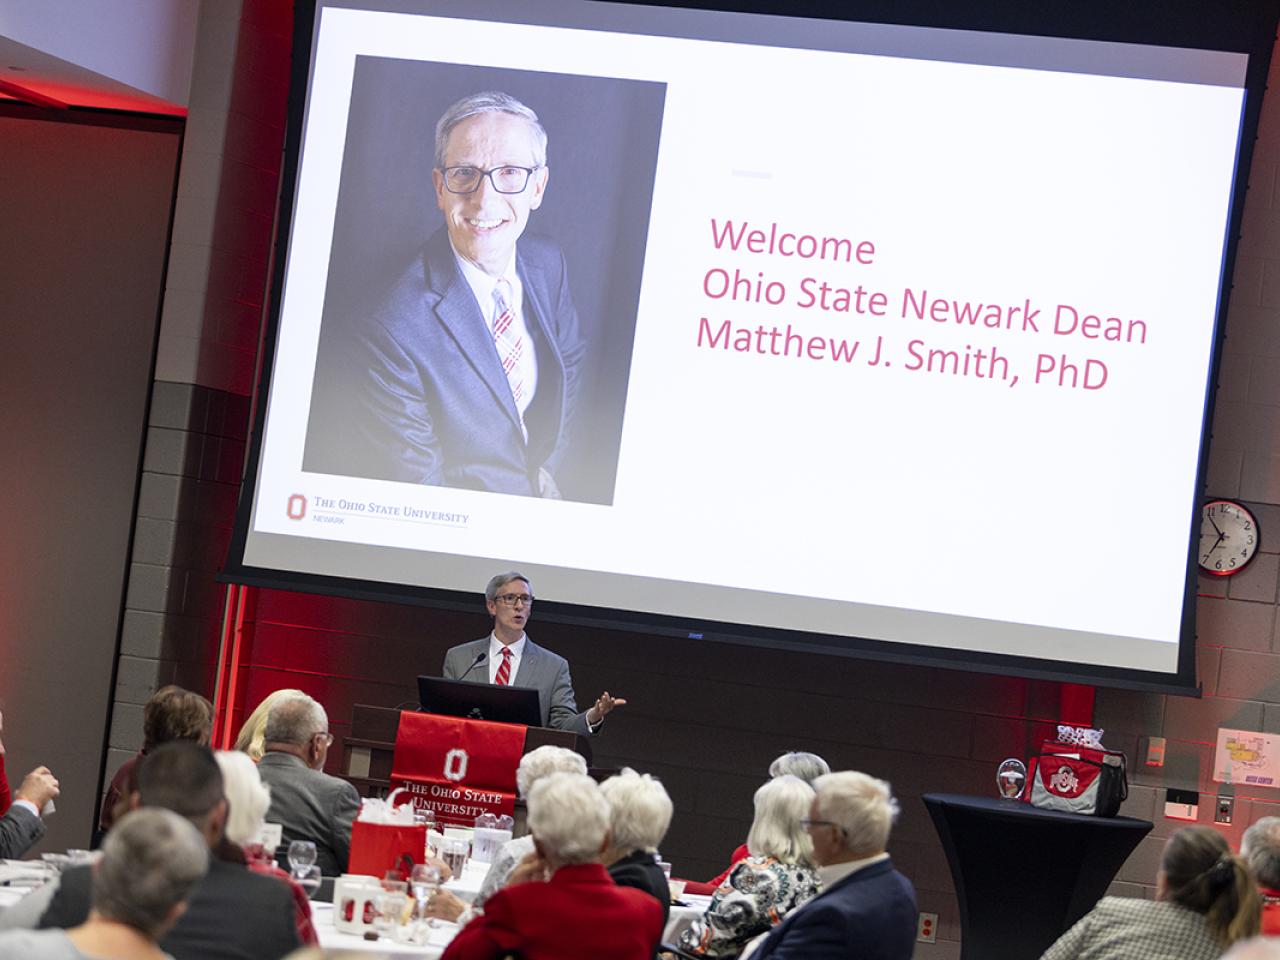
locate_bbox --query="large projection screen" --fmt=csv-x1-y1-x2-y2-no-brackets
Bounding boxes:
226,0,1267,692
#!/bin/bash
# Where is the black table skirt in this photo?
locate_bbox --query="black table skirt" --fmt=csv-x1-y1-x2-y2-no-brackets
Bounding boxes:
923,792,1153,960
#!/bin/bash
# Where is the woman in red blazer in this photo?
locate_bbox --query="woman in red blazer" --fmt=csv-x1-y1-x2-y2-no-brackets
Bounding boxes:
442,772,663,960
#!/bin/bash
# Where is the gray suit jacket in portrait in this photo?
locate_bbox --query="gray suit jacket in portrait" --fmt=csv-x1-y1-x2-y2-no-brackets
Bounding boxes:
0,803,44,859
442,637,593,736
257,751,361,877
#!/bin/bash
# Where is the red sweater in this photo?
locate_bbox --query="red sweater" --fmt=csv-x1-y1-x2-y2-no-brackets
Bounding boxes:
0,753,10,815
443,863,663,960
1262,887,1280,936
683,843,750,897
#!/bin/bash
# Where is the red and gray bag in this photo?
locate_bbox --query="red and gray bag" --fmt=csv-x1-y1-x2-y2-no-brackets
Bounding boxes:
1029,740,1128,817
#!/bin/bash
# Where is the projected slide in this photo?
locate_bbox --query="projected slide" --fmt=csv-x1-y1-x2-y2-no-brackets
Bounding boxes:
239,1,1248,680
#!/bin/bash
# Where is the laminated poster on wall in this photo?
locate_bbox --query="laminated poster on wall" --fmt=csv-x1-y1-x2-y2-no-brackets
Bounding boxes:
1213,728,1280,785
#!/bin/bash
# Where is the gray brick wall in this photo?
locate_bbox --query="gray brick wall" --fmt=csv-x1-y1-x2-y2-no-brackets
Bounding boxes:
1092,38,1280,901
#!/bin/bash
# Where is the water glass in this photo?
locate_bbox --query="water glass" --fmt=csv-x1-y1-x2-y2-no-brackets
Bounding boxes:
441,838,468,876
374,890,410,939
410,863,441,919
287,840,317,875
293,864,322,899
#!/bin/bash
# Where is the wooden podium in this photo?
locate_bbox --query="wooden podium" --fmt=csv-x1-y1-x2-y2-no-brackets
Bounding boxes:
341,704,593,799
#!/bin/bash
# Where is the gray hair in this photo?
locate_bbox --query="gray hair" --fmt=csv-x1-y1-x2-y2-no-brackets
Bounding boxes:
746,774,814,865
1243,817,1280,889
94,808,209,937
215,750,271,846
435,92,547,169
263,693,327,746
516,745,586,798
600,768,673,855
769,752,830,785
812,771,899,855
528,772,610,865
485,571,532,605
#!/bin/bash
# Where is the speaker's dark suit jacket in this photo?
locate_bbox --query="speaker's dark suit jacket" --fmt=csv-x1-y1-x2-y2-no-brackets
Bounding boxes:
39,858,300,960
442,637,592,736
751,858,916,960
340,226,584,497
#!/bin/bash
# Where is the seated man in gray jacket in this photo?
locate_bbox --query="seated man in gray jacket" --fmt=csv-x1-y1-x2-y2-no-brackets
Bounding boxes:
256,692,360,877
0,766,58,860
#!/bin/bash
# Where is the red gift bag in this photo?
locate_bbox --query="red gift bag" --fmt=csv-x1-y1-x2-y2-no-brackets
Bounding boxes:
347,820,428,878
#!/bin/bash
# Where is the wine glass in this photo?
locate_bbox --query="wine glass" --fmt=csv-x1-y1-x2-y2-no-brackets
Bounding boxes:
287,840,317,876
294,864,322,899
410,863,441,921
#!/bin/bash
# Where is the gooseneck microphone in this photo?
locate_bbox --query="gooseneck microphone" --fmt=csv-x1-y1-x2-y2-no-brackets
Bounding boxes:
458,650,488,680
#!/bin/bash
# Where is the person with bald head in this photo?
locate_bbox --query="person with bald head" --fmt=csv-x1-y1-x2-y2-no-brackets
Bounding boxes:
256,692,360,877
346,89,584,498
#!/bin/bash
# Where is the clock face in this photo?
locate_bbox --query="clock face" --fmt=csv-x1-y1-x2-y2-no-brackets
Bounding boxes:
1199,500,1260,576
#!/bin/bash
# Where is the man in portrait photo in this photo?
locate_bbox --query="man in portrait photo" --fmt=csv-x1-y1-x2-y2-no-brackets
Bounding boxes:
346,91,584,498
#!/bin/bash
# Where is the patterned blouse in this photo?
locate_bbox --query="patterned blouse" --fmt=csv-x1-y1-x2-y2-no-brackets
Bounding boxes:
679,856,821,958
1040,896,1227,960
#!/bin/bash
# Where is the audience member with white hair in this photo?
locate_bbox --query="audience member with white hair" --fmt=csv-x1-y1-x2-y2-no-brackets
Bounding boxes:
688,751,831,896
427,744,587,923
256,692,360,876
0,808,208,960
441,772,663,960
750,771,916,960
215,750,318,947
1242,816,1280,935
679,775,820,958
601,769,675,927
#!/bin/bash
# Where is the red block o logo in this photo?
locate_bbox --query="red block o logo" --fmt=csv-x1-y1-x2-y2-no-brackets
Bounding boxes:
286,494,307,520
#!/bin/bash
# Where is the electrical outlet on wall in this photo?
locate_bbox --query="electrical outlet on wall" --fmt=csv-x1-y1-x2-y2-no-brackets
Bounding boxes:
1216,796,1234,824
917,912,938,943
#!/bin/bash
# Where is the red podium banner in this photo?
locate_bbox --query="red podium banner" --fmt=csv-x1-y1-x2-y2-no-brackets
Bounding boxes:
390,711,525,825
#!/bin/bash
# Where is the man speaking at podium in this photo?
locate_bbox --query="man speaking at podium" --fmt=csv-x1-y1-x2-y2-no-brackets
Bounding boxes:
443,572,624,735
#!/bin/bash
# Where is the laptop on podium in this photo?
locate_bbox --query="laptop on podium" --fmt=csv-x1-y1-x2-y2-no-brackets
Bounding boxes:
416,675,542,727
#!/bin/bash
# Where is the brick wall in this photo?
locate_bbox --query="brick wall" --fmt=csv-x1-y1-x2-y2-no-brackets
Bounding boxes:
104,0,291,785
1089,33,1280,910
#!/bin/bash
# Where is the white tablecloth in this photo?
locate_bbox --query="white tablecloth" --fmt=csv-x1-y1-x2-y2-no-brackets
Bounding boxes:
313,870,710,953
312,902,458,957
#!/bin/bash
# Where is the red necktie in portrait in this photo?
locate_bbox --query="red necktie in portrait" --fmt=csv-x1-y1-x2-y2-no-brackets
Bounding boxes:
495,646,513,686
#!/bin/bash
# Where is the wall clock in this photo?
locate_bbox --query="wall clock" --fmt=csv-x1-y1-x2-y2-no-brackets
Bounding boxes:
1199,499,1259,576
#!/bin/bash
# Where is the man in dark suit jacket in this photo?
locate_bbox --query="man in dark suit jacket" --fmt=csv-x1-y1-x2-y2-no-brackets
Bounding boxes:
37,742,299,960
443,771,663,960
442,572,625,735
329,90,584,498
0,759,57,860
751,771,917,960
256,693,360,878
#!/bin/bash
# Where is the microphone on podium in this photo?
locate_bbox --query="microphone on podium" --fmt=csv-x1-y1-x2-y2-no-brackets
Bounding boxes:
458,650,488,680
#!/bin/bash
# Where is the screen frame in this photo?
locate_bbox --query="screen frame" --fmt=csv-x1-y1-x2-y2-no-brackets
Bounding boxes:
222,0,1280,696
